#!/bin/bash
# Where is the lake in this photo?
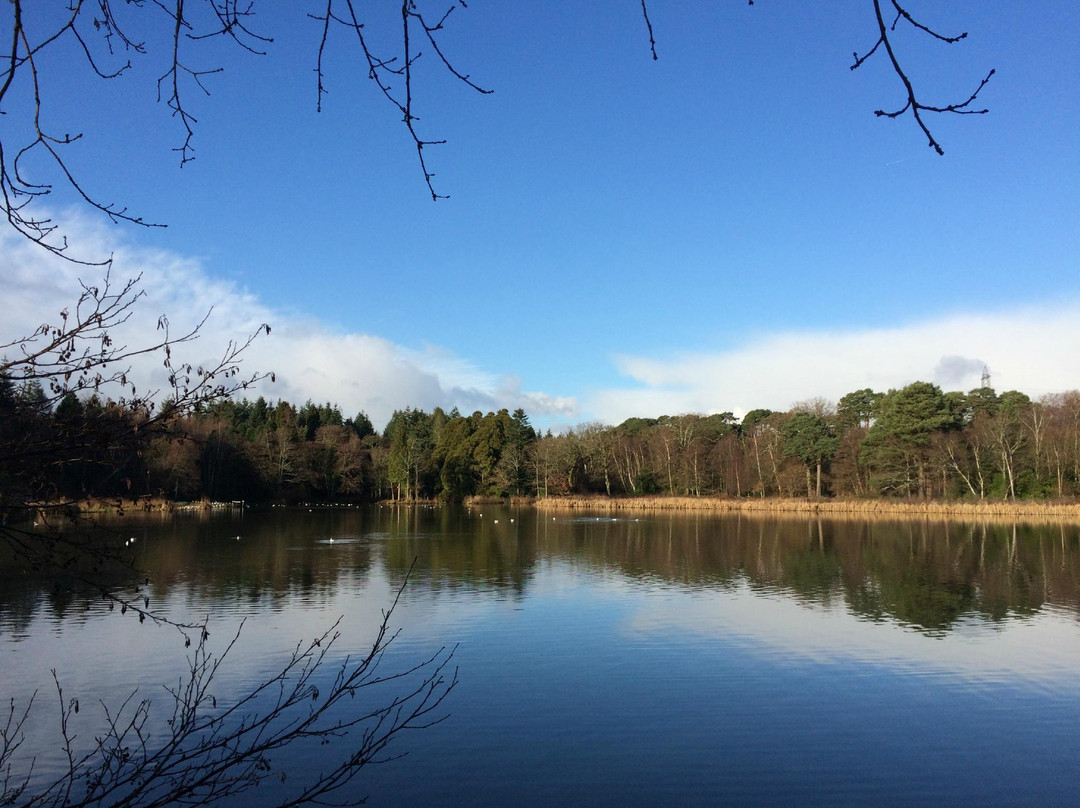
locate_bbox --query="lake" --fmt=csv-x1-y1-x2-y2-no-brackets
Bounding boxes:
2,505,1079,806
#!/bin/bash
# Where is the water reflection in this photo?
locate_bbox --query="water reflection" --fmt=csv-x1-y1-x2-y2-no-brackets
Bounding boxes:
380,509,1080,633
2,507,1079,808
3,508,1078,636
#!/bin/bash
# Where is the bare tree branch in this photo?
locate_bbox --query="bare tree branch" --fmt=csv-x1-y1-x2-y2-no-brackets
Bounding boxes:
640,0,657,61
0,1,997,262
310,1,491,202
1,1,492,259
851,0,994,154
1,567,457,808
0,270,270,618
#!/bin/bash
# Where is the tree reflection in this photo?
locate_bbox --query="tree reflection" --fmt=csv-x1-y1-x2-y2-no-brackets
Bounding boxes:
3,508,1079,639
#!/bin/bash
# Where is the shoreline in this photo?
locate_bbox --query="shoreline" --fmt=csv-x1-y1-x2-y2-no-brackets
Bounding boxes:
29,494,1080,525
528,495,1080,523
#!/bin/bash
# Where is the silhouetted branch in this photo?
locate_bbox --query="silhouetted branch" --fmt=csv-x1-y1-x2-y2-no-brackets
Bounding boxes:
311,1,490,202
190,1,273,54
0,270,270,610
0,1,166,264
640,1,657,61
1,1,997,260
0,269,270,414
851,0,994,154
0,695,35,806
1,568,456,808
1,1,491,260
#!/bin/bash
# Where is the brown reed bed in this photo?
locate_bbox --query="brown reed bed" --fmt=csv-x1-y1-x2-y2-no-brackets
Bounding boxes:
44,495,176,514
39,496,251,515
463,495,509,506
530,495,1080,524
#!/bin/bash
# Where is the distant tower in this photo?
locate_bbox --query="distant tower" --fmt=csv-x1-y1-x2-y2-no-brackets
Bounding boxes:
981,365,991,389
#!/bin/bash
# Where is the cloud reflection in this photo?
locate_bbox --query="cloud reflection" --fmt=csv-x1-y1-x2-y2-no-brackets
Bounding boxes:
622,578,1080,691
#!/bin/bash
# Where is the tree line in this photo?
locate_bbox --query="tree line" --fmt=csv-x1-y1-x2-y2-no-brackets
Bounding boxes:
5,376,1080,506
544,383,1080,502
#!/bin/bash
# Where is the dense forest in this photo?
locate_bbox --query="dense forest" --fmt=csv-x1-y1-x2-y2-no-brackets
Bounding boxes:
4,374,1080,506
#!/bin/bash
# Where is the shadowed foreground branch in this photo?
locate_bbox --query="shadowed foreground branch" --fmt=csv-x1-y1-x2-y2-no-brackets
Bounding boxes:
0,269,269,605
0,266,458,806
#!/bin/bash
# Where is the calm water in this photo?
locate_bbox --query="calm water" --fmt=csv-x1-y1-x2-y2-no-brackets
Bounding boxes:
2,506,1079,807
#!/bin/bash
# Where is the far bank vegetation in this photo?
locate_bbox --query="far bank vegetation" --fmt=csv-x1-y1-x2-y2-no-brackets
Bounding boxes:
7,374,1080,512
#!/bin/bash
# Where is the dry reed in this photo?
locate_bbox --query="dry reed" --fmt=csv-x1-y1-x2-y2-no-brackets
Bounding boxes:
530,495,1080,524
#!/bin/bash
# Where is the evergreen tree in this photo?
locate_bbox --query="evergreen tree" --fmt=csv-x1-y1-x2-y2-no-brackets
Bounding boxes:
781,411,839,497
862,382,961,498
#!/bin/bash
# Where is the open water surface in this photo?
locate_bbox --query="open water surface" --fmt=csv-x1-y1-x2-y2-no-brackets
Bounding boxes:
2,506,1079,806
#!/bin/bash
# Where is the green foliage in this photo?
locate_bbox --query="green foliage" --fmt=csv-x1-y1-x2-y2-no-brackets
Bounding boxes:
741,408,773,432
347,411,375,439
861,382,962,497
0,372,14,409
781,412,839,496
872,382,960,446
837,388,881,432
698,412,738,441
998,390,1032,415
5,374,1078,507
635,468,661,494
386,408,434,500
53,391,85,424
963,386,999,420
432,414,478,501
616,417,659,436
16,381,49,415
781,412,838,466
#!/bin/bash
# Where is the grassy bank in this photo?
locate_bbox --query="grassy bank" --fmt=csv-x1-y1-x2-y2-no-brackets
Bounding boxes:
531,495,1080,523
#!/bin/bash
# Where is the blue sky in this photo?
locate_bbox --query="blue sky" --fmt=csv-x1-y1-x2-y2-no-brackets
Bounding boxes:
3,1,1079,429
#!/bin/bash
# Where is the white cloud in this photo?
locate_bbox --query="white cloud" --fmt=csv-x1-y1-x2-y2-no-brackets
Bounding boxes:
587,304,1080,424
0,217,576,429
8,215,1076,433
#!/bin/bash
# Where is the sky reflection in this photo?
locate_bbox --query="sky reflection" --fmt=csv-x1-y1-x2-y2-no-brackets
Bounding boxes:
3,510,1079,807
622,576,1080,693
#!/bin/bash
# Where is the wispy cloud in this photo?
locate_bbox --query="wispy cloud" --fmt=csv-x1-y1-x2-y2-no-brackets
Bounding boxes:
586,304,1080,424
1,217,576,429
